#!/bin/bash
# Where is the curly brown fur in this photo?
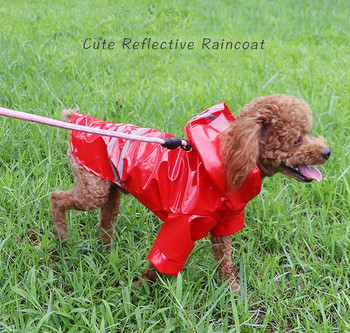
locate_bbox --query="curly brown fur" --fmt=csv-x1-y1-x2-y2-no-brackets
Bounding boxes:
51,95,330,291
50,109,122,249
221,95,329,191
211,234,240,293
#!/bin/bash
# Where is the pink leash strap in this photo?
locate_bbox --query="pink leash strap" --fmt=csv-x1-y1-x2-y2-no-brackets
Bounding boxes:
0,107,191,150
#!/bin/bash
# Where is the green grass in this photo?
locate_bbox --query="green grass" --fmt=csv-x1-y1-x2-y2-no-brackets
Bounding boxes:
0,0,349,331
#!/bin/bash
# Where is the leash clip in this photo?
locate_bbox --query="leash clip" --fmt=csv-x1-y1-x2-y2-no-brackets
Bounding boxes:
161,137,192,151
180,140,192,151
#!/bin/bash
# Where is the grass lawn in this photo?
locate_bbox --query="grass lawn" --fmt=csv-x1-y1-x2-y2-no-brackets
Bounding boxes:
0,0,349,332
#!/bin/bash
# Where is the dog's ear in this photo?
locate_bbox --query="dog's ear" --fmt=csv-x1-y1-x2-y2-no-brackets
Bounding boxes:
221,115,263,193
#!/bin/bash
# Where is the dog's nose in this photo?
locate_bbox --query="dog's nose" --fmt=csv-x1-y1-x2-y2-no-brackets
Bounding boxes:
321,148,331,160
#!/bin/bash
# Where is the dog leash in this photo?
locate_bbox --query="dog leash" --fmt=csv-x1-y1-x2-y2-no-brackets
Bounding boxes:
0,107,192,151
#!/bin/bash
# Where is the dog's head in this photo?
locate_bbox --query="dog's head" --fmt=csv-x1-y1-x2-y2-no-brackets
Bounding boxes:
221,94,330,192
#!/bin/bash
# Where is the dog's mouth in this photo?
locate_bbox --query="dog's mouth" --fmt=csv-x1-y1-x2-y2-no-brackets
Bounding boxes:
284,164,323,182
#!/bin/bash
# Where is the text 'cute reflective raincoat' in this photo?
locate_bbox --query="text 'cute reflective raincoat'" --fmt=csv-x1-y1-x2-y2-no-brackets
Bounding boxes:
70,102,261,276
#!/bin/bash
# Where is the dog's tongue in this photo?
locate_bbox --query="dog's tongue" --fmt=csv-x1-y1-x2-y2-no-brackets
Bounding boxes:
298,165,323,182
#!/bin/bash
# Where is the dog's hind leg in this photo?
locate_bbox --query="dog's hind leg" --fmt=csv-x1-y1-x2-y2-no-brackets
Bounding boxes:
50,148,115,245
98,185,121,248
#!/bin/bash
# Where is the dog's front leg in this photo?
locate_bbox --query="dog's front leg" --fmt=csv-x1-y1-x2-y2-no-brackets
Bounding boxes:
210,234,240,293
134,263,157,286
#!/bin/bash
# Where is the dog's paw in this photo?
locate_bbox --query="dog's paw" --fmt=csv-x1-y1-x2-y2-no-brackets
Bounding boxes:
133,279,142,286
230,280,241,294
134,268,157,286
141,269,157,282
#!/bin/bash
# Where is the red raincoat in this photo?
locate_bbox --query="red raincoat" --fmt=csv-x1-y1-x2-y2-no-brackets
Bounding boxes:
70,102,261,275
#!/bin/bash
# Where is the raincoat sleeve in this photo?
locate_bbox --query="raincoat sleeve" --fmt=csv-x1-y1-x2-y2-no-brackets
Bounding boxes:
210,209,245,236
148,214,217,276
210,164,262,236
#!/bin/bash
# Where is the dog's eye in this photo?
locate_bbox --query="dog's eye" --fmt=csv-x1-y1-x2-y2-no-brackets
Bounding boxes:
294,138,302,146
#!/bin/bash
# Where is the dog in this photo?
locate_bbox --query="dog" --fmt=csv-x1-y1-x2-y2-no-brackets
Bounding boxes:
50,94,330,292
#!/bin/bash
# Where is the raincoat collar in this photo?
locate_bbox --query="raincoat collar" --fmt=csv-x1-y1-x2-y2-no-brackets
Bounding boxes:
185,102,262,208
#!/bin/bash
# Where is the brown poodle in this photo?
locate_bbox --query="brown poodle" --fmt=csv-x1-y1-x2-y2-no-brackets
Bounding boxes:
50,94,330,292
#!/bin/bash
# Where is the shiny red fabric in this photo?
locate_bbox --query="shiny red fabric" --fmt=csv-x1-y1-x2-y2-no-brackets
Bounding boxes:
70,102,261,276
